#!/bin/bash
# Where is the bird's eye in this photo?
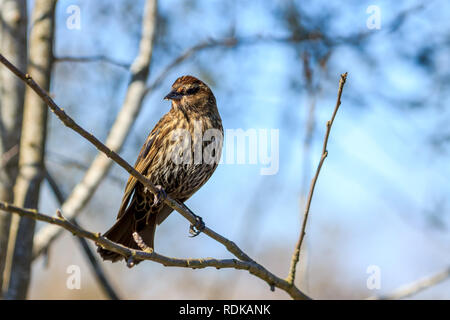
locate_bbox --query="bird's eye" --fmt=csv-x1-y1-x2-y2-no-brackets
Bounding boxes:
185,87,199,95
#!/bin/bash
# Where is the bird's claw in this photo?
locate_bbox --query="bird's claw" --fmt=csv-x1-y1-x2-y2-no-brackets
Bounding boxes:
152,185,167,206
189,215,205,237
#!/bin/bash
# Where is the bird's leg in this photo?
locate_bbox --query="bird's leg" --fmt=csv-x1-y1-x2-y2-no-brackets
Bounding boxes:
189,213,205,237
144,184,167,206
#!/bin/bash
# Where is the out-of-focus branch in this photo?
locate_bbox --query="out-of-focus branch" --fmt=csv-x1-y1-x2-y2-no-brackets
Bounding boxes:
54,55,130,69
0,53,311,300
32,0,158,261
143,33,324,98
368,267,450,300
144,37,238,95
287,72,348,285
0,0,27,296
299,52,321,205
46,150,125,186
44,170,120,300
144,1,428,104
0,145,19,168
297,52,329,290
0,201,310,300
3,0,56,300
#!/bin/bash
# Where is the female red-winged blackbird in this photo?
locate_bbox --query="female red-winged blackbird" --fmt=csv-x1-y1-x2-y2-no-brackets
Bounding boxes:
97,75,223,262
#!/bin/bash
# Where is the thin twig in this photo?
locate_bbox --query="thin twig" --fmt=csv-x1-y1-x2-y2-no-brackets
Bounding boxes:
0,201,310,300
144,37,238,96
54,55,130,69
286,72,348,285
297,53,329,290
45,170,120,300
368,267,450,300
0,145,19,168
143,33,324,98
46,150,125,186
0,53,310,300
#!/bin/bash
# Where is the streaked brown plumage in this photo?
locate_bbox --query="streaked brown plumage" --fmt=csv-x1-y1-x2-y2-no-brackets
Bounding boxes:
97,75,223,262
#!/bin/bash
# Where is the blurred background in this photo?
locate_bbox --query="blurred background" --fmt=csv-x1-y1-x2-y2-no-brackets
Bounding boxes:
2,0,450,299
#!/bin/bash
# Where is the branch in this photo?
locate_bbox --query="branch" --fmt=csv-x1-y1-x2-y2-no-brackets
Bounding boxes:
5,51,253,262
45,170,120,300
144,37,238,95
46,150,124,186
31,0,158,260
297,54,331,289
368,267,450,300
54,55,130,69
0,144,19,169
0,201,310,300
287,72,348,285
143,34,322,97
0,52,311,300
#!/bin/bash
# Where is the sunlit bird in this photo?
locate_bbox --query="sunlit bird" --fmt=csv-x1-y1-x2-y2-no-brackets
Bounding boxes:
97,75,223,263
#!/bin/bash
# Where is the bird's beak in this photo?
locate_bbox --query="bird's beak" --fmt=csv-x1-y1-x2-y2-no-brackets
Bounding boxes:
164,90,183,101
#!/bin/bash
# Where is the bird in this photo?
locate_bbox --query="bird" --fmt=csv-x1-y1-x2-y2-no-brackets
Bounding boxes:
97,75,223,263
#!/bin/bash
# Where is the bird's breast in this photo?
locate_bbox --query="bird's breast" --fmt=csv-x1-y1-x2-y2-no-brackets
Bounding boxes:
147,113,222,198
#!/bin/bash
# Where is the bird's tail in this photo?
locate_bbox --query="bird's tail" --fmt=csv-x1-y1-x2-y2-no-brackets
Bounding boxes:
97,204,156,263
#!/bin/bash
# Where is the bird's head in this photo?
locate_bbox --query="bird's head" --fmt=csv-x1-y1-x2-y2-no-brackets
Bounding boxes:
164,75,216,111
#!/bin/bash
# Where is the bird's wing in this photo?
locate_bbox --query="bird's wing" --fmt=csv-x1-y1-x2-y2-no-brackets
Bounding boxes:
115,116,167,220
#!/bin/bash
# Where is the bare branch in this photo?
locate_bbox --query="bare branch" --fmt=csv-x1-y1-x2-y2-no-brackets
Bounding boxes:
54,55,130,69
46,150,125,186
368,267,450,300
0,0,27,297
0,144,18,169
143,34,323,97
296,54,329,289
144,37,238,95
286,72,348,285
0,201,310,300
